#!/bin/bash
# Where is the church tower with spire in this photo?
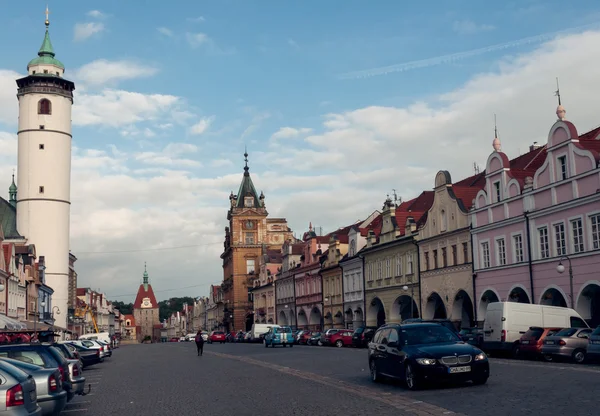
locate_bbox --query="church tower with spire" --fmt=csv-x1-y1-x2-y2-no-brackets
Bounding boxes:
15,8,75,330
220,151,294,332
133,263,160,342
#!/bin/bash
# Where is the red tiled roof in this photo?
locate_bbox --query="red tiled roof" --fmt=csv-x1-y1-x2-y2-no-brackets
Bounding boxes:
124,314,136,327
577,126,600,160
359,214,383,237
133,284,159,309
76,288,86,296
453,171,486,188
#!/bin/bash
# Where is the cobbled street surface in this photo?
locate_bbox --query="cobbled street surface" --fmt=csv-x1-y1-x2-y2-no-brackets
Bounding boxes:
66,342,600,416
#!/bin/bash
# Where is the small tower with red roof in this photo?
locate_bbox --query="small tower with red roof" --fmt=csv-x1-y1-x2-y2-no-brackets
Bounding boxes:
133,263,160,342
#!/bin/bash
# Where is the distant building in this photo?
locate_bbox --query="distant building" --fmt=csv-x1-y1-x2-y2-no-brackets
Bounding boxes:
132,264,160,342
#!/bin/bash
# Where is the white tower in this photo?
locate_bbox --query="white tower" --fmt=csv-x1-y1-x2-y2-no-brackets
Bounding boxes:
16,8,74,330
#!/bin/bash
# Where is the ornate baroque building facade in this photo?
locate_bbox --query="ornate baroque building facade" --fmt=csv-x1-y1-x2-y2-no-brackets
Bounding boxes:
220,153,293,332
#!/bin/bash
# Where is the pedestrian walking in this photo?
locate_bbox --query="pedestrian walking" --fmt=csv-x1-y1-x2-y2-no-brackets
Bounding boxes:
195,330,204,356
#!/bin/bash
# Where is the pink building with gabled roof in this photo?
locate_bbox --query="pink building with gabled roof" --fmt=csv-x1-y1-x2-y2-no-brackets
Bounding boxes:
471,105,600,331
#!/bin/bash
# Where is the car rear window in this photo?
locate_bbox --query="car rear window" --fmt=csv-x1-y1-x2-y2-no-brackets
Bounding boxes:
524,328,544,340
592,326,600,336
555,328,577,337
276,327,292,333
213,331,224,335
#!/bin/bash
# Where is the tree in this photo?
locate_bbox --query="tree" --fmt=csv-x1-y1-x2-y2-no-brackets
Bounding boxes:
111,301,133,315
158,297,195,321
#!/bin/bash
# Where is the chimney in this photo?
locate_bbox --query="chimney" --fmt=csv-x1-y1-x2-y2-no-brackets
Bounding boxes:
405,216,417,236
366,230,376,248
529,141,542,151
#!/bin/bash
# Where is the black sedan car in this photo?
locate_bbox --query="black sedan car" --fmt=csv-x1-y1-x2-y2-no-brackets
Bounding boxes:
368,323,489,390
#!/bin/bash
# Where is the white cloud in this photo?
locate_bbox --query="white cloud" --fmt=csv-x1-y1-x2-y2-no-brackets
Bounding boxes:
0,70,20,125
186,32,210,48
210,159,234,168
270,127,313,141
157,27,174,37
452,20,496,35
74,22,105,42
87,10,106,19
190,116,215,135
73,59,159,86
73,90,180,127
187,16,206,23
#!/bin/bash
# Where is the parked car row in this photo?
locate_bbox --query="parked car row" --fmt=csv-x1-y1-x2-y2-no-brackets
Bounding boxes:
0,336,115,415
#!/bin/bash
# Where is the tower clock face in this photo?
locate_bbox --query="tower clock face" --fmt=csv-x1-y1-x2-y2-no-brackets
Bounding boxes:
142,297,152,308
245,220,254,229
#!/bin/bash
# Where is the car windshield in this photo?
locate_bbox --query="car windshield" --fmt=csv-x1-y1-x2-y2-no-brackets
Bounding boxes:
554,328,577,337
592,326,600,336
354,327,364,334
401,325,460,345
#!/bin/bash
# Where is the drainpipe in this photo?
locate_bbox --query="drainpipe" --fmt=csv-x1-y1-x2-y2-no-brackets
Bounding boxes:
524,211,535,303
361,254,366,328
292,272,297,329
414,240,422,318
470,224,477,325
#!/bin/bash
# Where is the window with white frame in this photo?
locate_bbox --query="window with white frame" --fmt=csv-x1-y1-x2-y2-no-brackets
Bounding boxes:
377,260,382,279
513,234,524,263
557,155,567,180
396,255,402,276
246,259,255,274
496,238,506,266
554,223,566,256
571,218,584,253
407,253,414,274
493,181,501,202
538,227,549,259
481,242,490,268
591,213,600,250
385,257,391,278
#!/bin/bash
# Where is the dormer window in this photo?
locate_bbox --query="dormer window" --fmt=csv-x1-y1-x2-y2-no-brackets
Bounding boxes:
349,240,356,256
557,156,567,180
244,196,254,207
493,181,501,202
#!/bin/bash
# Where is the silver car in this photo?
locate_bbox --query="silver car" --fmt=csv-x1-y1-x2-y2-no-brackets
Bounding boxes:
0,358,67,416
542,327,593,363
0,360,42,415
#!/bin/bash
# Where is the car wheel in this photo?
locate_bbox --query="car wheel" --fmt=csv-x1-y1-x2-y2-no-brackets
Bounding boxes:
369,360,381,383
404,363,420,390
335,340,343,348
472,375,489,385
318,340,323,346
512,343,521,359
572,349,586,364
543,354,553,362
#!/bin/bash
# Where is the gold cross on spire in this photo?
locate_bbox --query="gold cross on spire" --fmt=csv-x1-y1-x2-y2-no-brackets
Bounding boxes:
45,5,50,27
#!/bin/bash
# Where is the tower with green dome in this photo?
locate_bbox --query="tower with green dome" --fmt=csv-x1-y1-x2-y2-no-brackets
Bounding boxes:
14,7,76,332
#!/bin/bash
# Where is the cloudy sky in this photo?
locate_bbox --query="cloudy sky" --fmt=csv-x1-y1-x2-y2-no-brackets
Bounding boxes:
1,0,600,303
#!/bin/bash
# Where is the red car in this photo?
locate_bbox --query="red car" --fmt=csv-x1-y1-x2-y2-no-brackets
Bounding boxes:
518,327,562,358
329,329,354,348
209,331,226,344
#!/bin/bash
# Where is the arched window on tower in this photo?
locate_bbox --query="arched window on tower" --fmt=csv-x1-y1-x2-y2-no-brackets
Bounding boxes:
38,99,52,115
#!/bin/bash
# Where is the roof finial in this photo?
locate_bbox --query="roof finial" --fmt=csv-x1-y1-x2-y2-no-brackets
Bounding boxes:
243,147,249,175
45,5,50,28
309,222,313,231
555,77,566,121
492,113,501,152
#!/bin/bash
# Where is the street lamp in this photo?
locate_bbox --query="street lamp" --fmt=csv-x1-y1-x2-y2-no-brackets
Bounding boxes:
556,256,574,308
402,285,414,320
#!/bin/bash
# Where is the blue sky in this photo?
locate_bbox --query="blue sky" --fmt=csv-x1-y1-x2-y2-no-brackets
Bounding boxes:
1,0,600,302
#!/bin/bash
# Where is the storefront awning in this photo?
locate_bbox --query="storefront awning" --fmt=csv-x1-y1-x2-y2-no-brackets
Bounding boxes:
0,315,28,331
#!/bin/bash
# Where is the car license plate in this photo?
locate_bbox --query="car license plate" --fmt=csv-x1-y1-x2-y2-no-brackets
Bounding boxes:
449,366,471,374
546,341,555,345
521,340,529,344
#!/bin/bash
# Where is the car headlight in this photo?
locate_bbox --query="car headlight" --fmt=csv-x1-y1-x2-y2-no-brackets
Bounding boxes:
474,352,487,361
415,358,437,365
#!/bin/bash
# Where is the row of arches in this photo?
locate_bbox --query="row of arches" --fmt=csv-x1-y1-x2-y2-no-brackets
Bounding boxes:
479,282,600,327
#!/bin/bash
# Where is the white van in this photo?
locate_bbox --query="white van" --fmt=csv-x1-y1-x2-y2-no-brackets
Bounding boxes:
250,324,279,342
79,332,112,345
483,302,589,354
